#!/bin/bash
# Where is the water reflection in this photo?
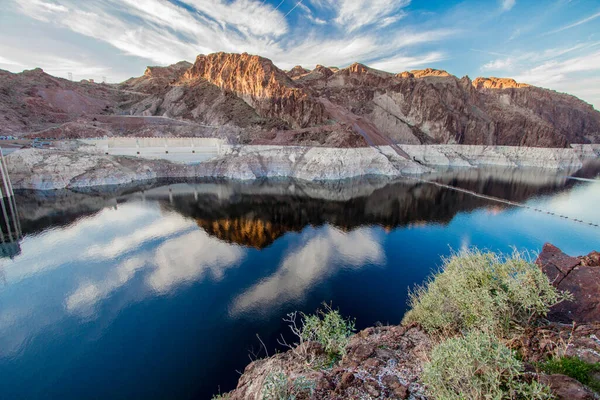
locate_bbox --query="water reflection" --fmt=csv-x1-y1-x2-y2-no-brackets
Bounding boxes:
0,166,598,399
66,228,246,315
231,226,384,316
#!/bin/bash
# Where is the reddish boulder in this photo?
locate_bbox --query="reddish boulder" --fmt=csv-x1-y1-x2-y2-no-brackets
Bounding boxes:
536,243,583,284
540,374,595,400
536,243,600,323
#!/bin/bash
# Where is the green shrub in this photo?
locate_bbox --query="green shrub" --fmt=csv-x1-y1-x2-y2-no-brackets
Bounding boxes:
422,331,553,400
403,249,569,337
538,356,600,393
261,371,315,400
300,304,355,361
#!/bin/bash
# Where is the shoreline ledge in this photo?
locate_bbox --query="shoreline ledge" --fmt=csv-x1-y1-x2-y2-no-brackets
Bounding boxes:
5,144,599,191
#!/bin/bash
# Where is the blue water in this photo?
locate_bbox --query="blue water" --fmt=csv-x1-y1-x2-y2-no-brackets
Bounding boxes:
0,170,598,399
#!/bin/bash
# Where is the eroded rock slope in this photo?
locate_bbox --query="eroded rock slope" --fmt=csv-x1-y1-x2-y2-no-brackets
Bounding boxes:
2,52,599,147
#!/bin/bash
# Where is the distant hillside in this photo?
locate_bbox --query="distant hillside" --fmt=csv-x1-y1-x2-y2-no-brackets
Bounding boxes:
1,52,599,148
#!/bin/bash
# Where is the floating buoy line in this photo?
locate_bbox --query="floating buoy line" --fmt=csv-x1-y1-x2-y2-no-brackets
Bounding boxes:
402,175,600,228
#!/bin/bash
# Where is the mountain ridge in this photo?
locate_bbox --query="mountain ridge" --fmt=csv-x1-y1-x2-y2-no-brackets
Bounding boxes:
1,52,599,148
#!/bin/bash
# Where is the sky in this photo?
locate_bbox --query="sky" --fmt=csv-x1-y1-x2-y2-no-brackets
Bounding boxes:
0,0,599,108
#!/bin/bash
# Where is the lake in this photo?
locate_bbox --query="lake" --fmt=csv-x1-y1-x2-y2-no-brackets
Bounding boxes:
0,166,599,399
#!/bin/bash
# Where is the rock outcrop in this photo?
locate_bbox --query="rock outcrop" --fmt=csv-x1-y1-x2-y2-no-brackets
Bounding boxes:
286,65,310,78
410,68,452,78
303,63,600,147
122,61,192,93
536,243,600,323
182,53,327,128
226,324,431,400
472,77,530,89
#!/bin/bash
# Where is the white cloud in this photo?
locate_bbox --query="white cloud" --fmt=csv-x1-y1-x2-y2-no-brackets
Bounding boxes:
0,41,115,80
275,28,455,69
370,51,447,72
65,256,148,314
12,0,286,65
476,42,600,108
513,51,600,85
543,10,600,36
501,0,516,11
297,2,327,25
170,0,288,37
146,230,245,293
333,0,410,31
0,203,162,284
8,0,454,73
16,0,68,21
0,56,23,67
511,50,600,108
83,215,192,259
0,201,246,354
481,58,513,71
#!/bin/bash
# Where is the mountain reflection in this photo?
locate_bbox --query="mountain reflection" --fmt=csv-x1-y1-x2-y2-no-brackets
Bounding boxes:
10,167,577,250
161,168,573,248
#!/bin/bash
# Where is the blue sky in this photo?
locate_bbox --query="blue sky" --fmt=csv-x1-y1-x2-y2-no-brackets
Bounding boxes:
0,0,599,108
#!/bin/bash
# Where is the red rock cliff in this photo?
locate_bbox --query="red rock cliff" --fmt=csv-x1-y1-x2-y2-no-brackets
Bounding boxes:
182,52,327,128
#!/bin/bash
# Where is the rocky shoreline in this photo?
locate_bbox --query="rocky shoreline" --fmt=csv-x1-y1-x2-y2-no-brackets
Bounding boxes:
222,245,600,400
5,144,599,191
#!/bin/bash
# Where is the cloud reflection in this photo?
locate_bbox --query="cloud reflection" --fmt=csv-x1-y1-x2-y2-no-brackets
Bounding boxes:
0,202,246,355
540,182,600,224
230,226,384,316
66,229,246,315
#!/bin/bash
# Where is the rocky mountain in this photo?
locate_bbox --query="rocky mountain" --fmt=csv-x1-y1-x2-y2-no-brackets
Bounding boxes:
183,53,326,128
1,52,599,148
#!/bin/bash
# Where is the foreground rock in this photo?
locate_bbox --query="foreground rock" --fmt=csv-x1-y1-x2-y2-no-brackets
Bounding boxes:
540,374,596,400
227,325,431,400
222,245,600,399
536,243,600,323
227,321,600,399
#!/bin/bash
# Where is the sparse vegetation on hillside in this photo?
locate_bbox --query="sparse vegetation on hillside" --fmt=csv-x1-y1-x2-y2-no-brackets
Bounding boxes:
403,249,570,338
261,371,315,400
298,304,355,362
405,249,571,399
220,248,589,400
423,330,553,399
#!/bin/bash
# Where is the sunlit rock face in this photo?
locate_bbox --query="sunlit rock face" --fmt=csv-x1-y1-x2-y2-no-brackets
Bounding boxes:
410,68,452,78
195,218,292,249
183,52,327,128
125,61,193,93
472,77,529,89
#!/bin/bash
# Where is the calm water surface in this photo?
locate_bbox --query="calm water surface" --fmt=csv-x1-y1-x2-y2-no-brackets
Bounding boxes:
0,167,599,399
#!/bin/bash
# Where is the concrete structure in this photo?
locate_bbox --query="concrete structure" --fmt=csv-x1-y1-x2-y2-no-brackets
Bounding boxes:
81,137,226,164
0,147,22,257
